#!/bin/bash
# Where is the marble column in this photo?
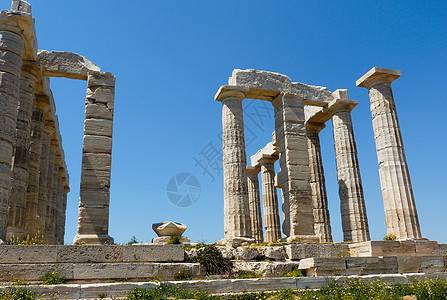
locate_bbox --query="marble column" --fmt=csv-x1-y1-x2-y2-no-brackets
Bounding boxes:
74,72,115,245
58,184,68,245
24,97,50,237
0,30,24,242
44,140,58,244
330,90,370,242
246,166,263,244
357,67,421,240
7,61,39,240
306,122,333,242
260,157,281,242
273,93,316,241
216,89,252,243
35,120,54,236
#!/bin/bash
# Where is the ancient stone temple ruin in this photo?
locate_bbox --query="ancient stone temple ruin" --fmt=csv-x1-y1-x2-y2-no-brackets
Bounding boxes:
215,68,421,245
0,0,116,245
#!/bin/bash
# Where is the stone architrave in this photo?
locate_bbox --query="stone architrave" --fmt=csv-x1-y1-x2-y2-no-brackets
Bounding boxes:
0,29,24,242
7,61,39,240
273,93,316,241
246,166,263,244
260,157,281,242
357,67,421,240
306,122,333,242
74,71,115,245
329,90,370,242
24,97,49,237
215,87,253,243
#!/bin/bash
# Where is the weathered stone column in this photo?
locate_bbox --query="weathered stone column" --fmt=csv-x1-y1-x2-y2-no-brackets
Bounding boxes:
273,93,316,241
330,90,370,242
260,158,281,242
306,122,333,242
216,87,252,243
246,166,263,244
357,67,421,240
74,71,115,245
43,139,58,244
35,121,54,236
24,97,49,237
0,30,24,242
7,61,39,240
58,184,68,244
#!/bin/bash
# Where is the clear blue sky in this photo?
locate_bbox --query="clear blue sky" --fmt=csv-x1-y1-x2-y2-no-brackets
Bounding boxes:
25,0,447,244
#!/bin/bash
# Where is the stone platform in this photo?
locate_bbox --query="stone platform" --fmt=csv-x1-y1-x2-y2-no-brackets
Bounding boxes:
1,273,447,299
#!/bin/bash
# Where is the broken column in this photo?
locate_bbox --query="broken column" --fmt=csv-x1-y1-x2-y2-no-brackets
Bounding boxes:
356,67,421,240
329,90,370,242
273,93,316,241
0,29,24,242
306,122,333,242
246,166,263,244
74,71,115,245
260,157,281,242
215,86,252,243
7,61,39,240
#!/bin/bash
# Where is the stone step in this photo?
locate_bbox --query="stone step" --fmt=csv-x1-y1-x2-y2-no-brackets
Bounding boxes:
1,272,446,300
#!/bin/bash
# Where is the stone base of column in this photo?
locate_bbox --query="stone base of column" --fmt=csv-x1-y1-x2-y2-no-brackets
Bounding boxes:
216,236,255,247
286,235,319,243
73,233,114,245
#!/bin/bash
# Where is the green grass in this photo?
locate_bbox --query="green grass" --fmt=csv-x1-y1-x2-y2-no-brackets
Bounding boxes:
126,278,447,300
282,267,305,278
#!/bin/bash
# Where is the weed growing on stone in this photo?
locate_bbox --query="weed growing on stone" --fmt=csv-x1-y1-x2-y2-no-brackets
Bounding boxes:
235,270,263,279
125,236,139,245
7,233,44,245
40,271,66,285
175,270,193,281
282,267,304,277
191,244,233,275
384,233,397,241
167,235,181,244
0,287,35,300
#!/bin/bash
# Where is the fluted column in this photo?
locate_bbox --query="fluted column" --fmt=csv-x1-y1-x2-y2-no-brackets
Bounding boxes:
35,120,54,236
58,184,68,245
260,158,281,242
246,166,263,243
74,72,115,245
7,61,39,240
0,29,24,242
273,93,316,241
43,140,58,244
357,67,421,240
306,122,333,242
330,90,370,242
24,97,50,237
216,87,252,243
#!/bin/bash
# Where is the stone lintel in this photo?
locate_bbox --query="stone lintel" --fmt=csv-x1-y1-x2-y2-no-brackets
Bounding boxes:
0,8,37,60
306,91,358,123
356,67,401,89
306,121,326,133
250,142,279,167
38,50,101,81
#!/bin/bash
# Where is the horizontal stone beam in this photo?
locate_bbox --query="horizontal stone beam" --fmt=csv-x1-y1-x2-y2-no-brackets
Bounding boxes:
306,89,358,125
37,50,101,80
225,69,334,105
250,141,279,167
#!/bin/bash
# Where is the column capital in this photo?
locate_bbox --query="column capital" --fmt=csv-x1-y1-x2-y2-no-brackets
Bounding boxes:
21,60,41,80
306,122,325,133
327,90,358,115
246,166,260,176
214,85,247,102
356,67,401,89
34,95,51,112
44,120,56,134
